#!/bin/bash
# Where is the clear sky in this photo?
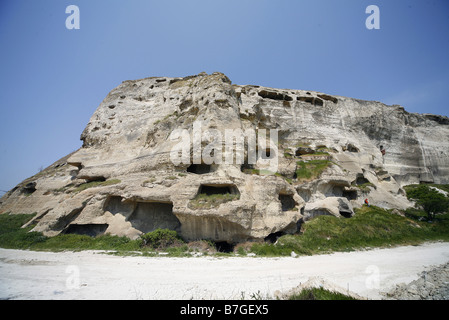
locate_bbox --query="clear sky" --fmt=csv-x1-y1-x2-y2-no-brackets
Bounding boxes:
0,0,448,193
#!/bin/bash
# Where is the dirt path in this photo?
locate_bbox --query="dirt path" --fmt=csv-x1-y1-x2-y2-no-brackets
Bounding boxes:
1,242,449,300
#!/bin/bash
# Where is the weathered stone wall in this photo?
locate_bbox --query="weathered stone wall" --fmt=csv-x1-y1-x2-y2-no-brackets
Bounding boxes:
1,72,448,243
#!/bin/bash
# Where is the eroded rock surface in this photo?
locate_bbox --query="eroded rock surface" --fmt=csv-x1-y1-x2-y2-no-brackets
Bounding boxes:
1,72,448,244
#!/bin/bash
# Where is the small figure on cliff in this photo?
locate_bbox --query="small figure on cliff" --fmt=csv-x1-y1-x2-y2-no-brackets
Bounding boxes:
380,145,386,156
364,198,370,207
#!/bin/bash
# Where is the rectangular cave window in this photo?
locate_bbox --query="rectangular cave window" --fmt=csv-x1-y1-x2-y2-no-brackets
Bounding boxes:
199,185,239,196
64,224,109,237
128,201,181,234
258,90,292,102
103,196,181,234
187,164,212,174
189,184,240,209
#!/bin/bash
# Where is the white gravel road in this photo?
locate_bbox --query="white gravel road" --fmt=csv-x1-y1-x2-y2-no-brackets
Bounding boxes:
1,242,449,300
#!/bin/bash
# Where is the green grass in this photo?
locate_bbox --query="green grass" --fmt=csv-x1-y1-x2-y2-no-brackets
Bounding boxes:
0,213,48,249
355,182,376,192
0,213,140,252
288,287,356,300
250,205,449,256
295,160,331,181
2,185,449,257
0,215,194,256
189,193,240,209
3,206,448,256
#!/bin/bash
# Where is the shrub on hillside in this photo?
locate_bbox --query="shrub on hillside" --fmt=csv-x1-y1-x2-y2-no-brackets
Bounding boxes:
140,228,184,249
405,185,449,221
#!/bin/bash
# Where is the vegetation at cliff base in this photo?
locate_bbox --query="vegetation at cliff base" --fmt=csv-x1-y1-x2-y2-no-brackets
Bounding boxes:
250,204,449,256
0,213,140,252
140,228,185,250
1,185,448,257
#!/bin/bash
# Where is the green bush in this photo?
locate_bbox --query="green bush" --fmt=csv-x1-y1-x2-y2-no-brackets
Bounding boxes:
404,185,449,220
36,233,141,252
0,213,46,249
140,228,185,249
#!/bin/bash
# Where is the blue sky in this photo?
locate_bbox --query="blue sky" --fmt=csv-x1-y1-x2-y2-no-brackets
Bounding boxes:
0,0,448,192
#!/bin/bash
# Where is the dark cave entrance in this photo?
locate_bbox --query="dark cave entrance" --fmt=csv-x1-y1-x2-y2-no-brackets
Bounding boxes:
65,224,109,237
214,241,234,253
355,173,369,186
187,163,212,174
343,189,358,200
264,231,285,243
128,202,180,234
103,196,181,234
279,194,296,211
339,211,353,218
198,184,239,196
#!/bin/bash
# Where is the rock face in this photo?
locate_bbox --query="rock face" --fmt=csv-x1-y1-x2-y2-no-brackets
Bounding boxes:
1,72,448,244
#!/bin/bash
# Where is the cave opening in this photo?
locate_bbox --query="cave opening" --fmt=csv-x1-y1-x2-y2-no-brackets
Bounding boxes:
128,202,180,234
198,184,239,196
103,196,181,234
264,231,285,243
279,194,296,211
187,163,212,174
258,90,292,102
64,224,109,237
339,211,353,218
355,174,370,185
83,176,106,183
343,189,358,200
214,241,234,253
21,182,37,195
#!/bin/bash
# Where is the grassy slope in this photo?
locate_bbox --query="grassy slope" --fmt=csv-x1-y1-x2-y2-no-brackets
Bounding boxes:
251,205,449,256
0,213,141,252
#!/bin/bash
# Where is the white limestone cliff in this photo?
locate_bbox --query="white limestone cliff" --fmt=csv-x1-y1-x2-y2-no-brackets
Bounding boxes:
1,72,448,244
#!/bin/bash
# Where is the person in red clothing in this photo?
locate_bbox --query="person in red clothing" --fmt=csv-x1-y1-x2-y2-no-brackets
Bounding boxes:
364,198,370,207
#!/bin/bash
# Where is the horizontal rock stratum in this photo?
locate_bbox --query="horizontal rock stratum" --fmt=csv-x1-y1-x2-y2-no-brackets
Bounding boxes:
1,72,448,243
